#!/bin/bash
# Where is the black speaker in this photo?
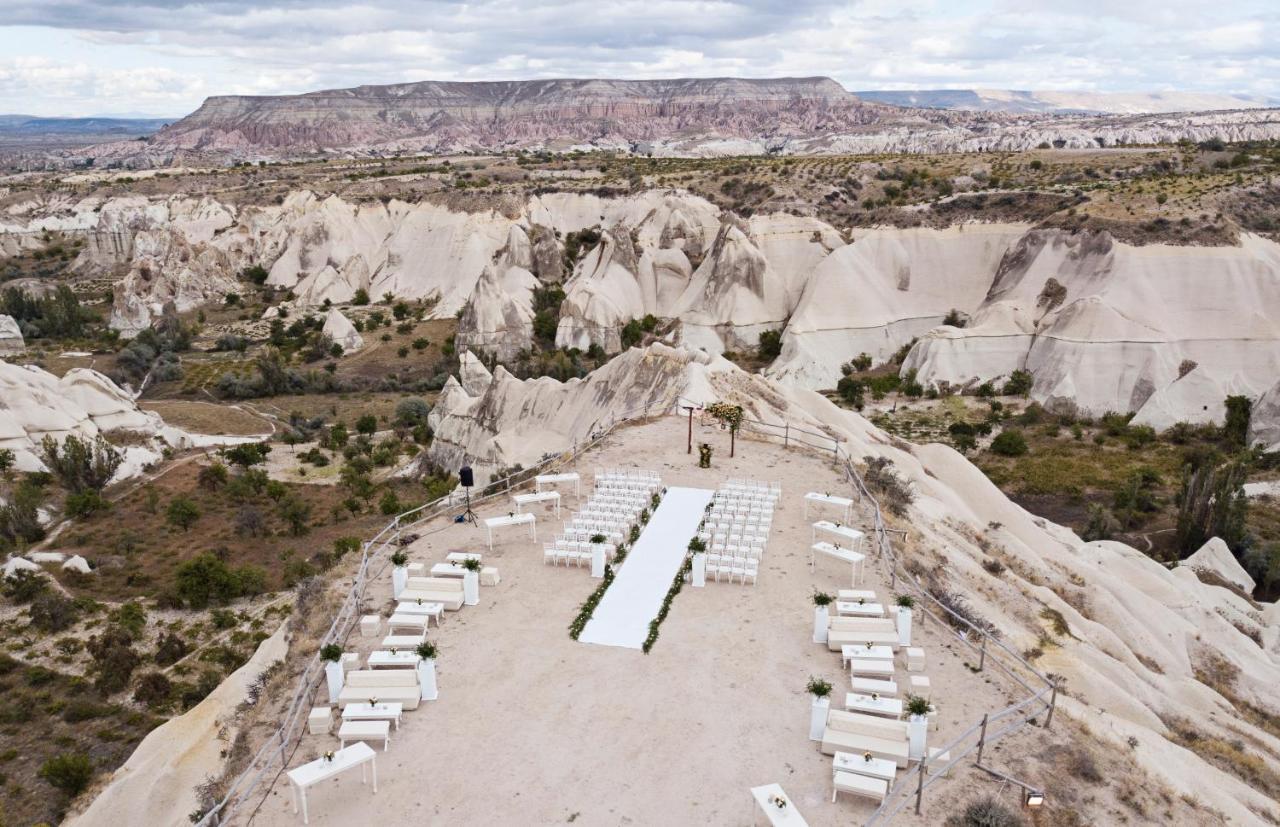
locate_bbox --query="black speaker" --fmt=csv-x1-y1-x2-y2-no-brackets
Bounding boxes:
459,465,474,488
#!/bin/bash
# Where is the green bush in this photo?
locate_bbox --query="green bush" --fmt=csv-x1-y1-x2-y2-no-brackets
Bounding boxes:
990,429,1029,457
944,796,1025,827
38,753,94,796
133,671,173,709
166,496,201,531
757,329,783,360
1002,369,1033,397
65,489,110,519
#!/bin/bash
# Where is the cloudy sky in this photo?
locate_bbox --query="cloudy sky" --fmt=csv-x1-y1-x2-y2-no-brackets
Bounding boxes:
1,0,1276,117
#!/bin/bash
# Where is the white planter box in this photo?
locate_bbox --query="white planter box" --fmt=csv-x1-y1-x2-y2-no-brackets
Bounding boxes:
463,571,480,606
813,606,829,644
324,660,344,704
908,714,928,760
418,658,438,701
591,545,606,578
809,697,830,741
692,554,706,587
896,606,912,647
392,566,408,600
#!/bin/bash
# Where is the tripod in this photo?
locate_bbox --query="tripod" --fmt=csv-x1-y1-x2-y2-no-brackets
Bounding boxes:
460,486,478,526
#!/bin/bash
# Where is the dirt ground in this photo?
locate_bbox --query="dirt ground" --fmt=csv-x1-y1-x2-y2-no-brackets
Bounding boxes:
246,417,1036,826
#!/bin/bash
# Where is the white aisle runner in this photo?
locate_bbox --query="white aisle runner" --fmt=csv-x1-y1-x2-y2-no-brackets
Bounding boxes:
578,486,714,649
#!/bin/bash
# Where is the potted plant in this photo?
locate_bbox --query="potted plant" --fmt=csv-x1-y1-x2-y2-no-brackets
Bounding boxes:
390,550,409,599
807,676,833,741
320,643,345,703
416,641,439,701
812,591,834,644
698,442,713,468
588,534,608,579
639,508,650,525
461,557,481,605
688,536,708,587
906,693,932,760
895,594,916,647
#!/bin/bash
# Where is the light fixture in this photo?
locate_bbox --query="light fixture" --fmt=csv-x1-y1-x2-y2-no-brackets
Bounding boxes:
1024,790,1045,808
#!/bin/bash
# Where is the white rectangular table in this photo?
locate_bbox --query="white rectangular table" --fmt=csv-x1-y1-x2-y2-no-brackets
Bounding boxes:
804,492,853,521
812,520,864,551
342,701,403,729
844,693,904,718
386,613,428,633
430,562,467,578
841,644,895,668
445,552,482,564
287,742,376,824
850,659,895,677
366,650,419,669
514,490,561,517
484,512,536,550
811,541,866,585
836,601,884,618
750,783,808,826
394,601,443,626
381,633,425,649
535,472,581,497
338,719,391,751
833,751,898,783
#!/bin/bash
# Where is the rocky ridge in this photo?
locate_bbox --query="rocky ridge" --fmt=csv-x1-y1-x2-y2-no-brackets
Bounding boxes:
67,77,1280,164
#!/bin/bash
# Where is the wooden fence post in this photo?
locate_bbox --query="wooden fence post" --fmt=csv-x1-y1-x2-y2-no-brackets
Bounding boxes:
784,423,789,448
915,755,927,814
976,712,989,764
978,632,987,672
1044,679,1059,730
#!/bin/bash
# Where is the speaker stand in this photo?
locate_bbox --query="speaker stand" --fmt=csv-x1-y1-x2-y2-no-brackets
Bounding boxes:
460,487,478,527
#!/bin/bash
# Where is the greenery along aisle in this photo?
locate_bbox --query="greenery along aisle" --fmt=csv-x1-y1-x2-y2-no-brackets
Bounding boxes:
641,534,695,653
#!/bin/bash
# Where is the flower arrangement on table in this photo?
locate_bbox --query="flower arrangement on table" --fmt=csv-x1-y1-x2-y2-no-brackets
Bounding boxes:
323,750,335,763
870,693,880,701
769,793,788,809
368,696,378,707
862,751,873,762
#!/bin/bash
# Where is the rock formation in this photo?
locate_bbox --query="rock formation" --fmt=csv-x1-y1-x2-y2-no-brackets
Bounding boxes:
428,342,1280,824
321,308,363,353
66,77,1280,165
1249,378,1280,451
855,88,1280,115
0,314,24,353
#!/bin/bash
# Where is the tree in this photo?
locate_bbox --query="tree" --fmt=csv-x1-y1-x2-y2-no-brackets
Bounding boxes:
757,329,783,360
1223,395,1252,448
990,429,1028,457
4,568,48,603
222,442,270,469
40,434,122,493
197,461,229,491
1176,457,1248,556
154,632,189,666
355,414,378,436
133,671,173,709
1082,503,1120,542
87,625,140,694
836,376,865,410
38,753,94,796
394,398,431,427
242,264,269,285
175,552,238,609
29,592,77,632
1002,370,1033,397
0,448,14,473
352,288,370,306
277,494,312,536
0,479,47,544
851,353,873,372
166,496,201,532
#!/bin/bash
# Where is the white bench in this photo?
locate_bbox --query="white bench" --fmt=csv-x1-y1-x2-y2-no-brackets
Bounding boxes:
381,633,425,649
909,675,931,697
399,576,465,610
308,706,330,735
342,701,403,730
849,659,894,677
821,709,910,767
851,677,898,697
338,719,391,751
386,614,428,634
831,770,888,803
394,601,443,626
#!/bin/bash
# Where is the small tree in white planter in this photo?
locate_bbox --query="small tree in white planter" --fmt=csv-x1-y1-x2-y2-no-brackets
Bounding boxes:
905,693,932,760
688,536,707,587
461,557,481,605
894,594,915,647
320,643,344,703
416,641,439,701
807,676,833,741
390,550,409,599
812,591,834,643
590,533,608,578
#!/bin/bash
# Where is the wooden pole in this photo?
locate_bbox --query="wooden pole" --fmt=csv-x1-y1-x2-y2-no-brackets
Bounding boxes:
976,712,990,764
978,632,987,672
730,426,736,458
914,754,926,814
1044,679,1059,730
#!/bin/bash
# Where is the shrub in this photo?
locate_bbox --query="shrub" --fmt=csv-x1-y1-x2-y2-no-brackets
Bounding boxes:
198,461,229,491
40,434,122,493
29,591,77,634
65,489,110,519
133,671,173,708
990,429,1028,457
110,601,147,637
933,590,1000,639
155,632,189,666
3,568,48,603
836,376,865,410
87,626,140,694
757,329,783,360
863,456,915,516
1001,369,1033,397
942,308,966,327
811,591,834,607
394,398,431,426
944,796,1025,827
175,553,239,609
1223,395,1252,448
806,676,833,698
277,494,313,535
352,288,370,306
38,753,94,796
222,442,270,468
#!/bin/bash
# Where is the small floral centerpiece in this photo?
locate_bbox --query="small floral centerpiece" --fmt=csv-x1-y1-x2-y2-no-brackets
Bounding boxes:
390,648,398,655
769,794,788,809
857,597,866,605
369,696,378,707
871,692,880,701
415,597,423,605
508,511,514,518
323,750,335,763
863,751,873,762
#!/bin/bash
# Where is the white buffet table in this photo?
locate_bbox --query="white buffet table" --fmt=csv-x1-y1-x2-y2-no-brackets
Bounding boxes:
286,742,376,824
803,491,853,521
811,520,864,551
833,751,898,783
514,490,561,517
483,512,535,550
535,471,581,497
844,693,904,718
836,600,884,617
342,701,403,729
811,541,866,585
841,644,895,668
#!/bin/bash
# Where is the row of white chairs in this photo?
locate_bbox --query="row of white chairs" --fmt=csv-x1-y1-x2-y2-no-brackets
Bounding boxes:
724,478,782,495
704,557,758,584
544,540,616,567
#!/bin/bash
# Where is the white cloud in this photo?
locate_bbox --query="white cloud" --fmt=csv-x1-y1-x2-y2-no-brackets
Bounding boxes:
0,0,1276,115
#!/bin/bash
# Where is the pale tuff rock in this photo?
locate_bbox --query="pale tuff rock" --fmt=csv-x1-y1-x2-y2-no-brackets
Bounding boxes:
0,314,24,353
456,263,539,361
1248,378,1280,450
2,557,41,578
429,342,1279,823
1184,537,1256,593
456,349,495,397
61,555,93,574
321,308,363,353
65,624,289,827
